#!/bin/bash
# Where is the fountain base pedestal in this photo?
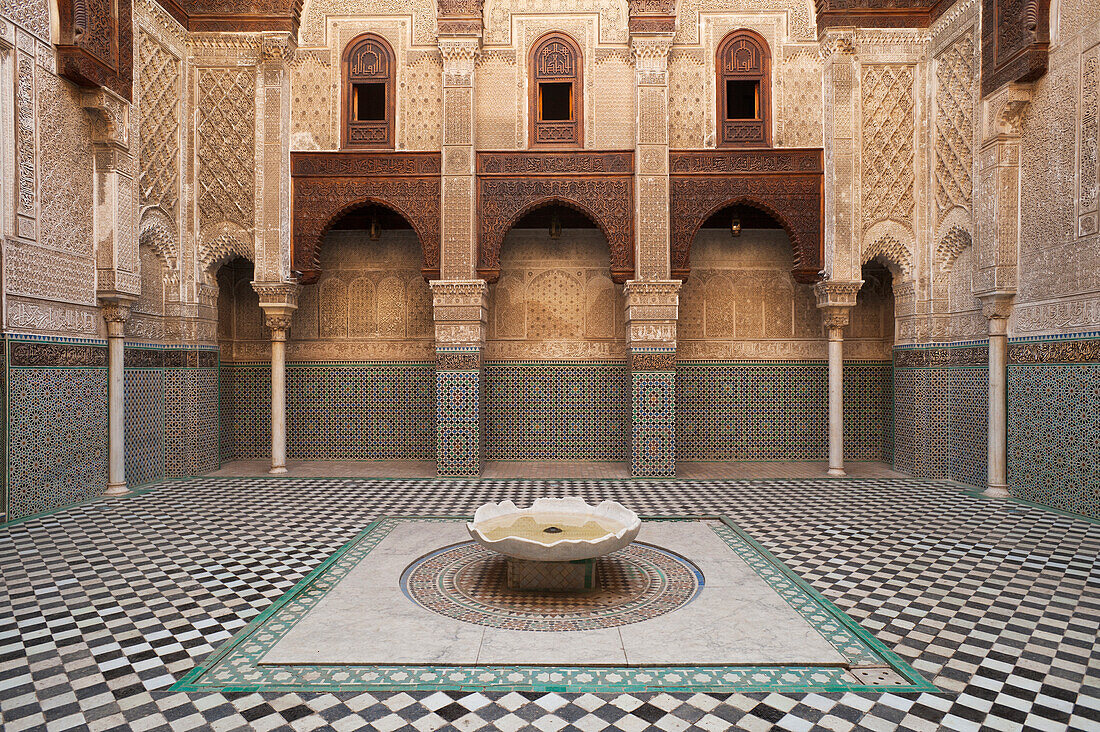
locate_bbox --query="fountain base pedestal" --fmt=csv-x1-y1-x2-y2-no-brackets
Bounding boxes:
506,557,598,591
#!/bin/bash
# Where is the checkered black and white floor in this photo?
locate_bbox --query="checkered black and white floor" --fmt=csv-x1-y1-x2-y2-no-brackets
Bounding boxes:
1,476,1098,731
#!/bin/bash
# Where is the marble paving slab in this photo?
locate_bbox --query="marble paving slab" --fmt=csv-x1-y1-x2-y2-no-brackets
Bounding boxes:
261,521,846,666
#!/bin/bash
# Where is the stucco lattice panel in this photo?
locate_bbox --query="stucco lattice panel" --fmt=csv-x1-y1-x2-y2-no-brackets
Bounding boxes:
7,367,107,520
934,31,976,222
133,244,167,317
197,68,256,233
402,51,443,151
476,54,519,150
0,0,49,39
668,50,706,149
124,367,165,487
485,363,628,461
300,0,436,47
5,241,97,307
778,50,823,148
861,65,915,229
37,70,94,257
290,53,335,151
484,0,627,46
1008,362,1100,519
592,53,633,150
138,30,180,217
16,48,35,221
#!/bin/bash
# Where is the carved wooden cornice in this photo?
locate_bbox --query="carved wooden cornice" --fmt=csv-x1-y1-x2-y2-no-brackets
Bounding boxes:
151,0,304,33
291,152,442,284
669,149,825,284
56,0,134,100
814,0,942,29
981,0,1049,97
476,152,635,284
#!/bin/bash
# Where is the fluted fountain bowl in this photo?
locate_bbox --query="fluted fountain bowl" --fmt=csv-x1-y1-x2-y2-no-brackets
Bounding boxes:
467,497,641,562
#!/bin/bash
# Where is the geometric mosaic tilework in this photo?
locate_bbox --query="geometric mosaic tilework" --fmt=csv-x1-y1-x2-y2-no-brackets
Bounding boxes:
438,367,482,476
676,361,892,462
164,366,220,477
5,366,107,520
1,477,1097,730
220,362,436,462
124,367,165,487
174,516,930,693
403,539,703,631
484,362,628,462
631,368,675,476
1008,363,1100,519
893,348,987,487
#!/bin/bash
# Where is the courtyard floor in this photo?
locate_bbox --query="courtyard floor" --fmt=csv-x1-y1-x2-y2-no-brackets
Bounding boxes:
1,473,1097,731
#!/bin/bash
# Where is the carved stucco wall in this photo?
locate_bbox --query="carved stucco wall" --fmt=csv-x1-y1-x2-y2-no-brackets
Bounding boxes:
1013,0,1100,335
486,230,625,360
678,231,893,360
3,47,100,337
300,0,438,48
290,18,443,152
220,231,434,362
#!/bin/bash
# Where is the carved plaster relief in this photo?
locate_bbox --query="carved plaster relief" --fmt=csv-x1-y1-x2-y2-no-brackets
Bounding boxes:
476,50,520,149
402,50,444,151
593,49,634,150
668,49,706,149
197,67,256,235
861,64,915,232
673,0,815,46
485,229,626,360
483,0,628,46
778,48,824,148
0,0,49,40
933,30,976,229
290,51,335,150
37,69,94,258
299,0,437,48
138,30,181,218
677,230,893,360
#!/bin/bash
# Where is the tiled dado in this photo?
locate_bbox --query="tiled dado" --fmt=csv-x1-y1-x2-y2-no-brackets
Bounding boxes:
631,354,676,477
1007,335,1100,519
4,336,107,521
676,361,892,462
438,353,482,476
891,345,987,487
484,362,628,463
220,362,436,463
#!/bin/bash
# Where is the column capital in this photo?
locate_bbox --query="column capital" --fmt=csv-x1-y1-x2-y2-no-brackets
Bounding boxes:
260,32,297,63
980,82,1032,142
978,291,1015,333
813,279,862,309
253,281,301,309
100,296,135,337
430,279,489,349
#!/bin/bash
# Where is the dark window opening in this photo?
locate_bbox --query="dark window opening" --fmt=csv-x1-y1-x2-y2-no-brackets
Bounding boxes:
354,83,386,121
539,82,573,121
726,80,759,120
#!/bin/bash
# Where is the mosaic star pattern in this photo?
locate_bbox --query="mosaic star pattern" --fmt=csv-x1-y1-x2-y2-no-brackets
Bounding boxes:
1,476,1097,731
403,539,701,631
124,368,165,487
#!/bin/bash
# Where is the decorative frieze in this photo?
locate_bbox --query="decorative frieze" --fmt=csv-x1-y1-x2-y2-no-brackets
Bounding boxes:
894,345,988,368
1008,338,1100,365
10,340,108,367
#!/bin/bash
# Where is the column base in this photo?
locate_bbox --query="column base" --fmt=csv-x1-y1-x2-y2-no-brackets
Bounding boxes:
826,467,847,477
104,483,130,496
269,466,289,475
982,484,1010,498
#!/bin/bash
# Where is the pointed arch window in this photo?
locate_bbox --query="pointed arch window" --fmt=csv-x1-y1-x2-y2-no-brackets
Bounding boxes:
342,34,395,149
717,30,771,147
530,33,583,147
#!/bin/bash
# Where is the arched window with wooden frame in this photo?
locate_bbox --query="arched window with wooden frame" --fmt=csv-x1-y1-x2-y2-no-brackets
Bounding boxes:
529,32,583,148
342,33,395,149
716,30,771,148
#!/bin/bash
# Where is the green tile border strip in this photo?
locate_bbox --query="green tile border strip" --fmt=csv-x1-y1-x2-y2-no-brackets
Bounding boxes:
171,516,937,694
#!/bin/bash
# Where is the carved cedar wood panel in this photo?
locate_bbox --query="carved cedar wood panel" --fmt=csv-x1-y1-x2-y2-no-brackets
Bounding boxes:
56,0,134,100
291,152,441,283
981,0,1050,96
669,149,824,283
476,152,635,284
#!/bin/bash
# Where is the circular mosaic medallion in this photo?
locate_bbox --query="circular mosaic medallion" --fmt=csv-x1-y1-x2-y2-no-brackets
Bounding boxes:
400,541,703,631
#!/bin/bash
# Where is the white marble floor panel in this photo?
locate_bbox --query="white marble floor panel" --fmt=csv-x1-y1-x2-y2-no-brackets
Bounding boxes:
260,520,847,667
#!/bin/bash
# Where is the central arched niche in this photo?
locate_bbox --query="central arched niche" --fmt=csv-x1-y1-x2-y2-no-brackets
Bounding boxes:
675,205,894,463
288,203,436,461
485,204,627,462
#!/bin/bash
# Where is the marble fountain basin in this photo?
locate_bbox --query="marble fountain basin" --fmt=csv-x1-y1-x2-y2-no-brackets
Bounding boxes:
466,497,641,562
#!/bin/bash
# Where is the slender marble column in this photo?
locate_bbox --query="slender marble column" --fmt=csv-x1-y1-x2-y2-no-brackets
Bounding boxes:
266,315,292,474
826,324,846,477
102,302,131,496
984,313,1010,497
